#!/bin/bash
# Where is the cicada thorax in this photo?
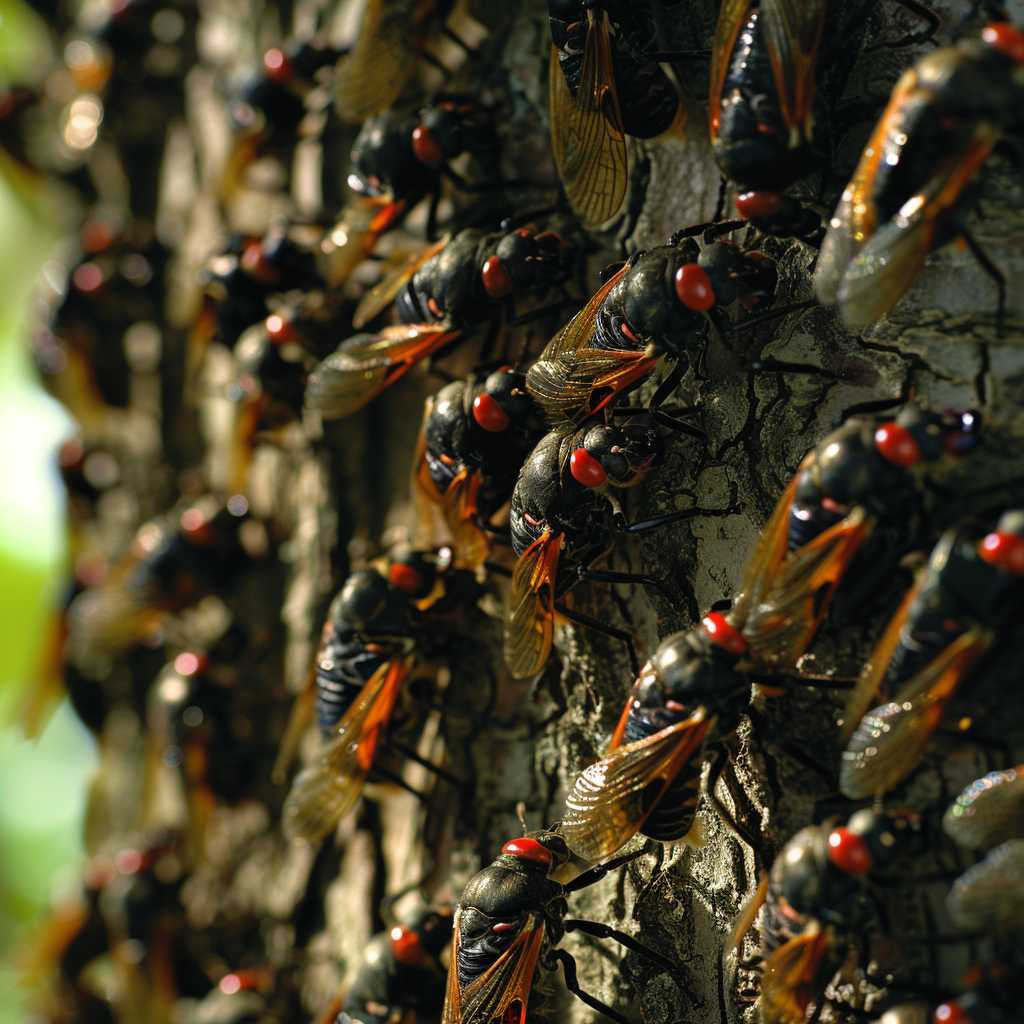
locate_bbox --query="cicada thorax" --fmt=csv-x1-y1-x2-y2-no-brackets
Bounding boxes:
790,407,979,555
343,909,452,1023
714,7,815,192
314,569,421,736
598,243,704,363
887,518,1024,691
616,622,748,843
348,107,440,203
757,811,916,1015
866,39,1024,239
424,369,547,520
451,834,569,1011
549,3,679,141
509,433,612,595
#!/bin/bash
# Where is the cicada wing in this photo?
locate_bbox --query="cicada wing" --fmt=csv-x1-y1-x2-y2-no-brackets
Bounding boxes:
321,197,406,288
537,264,628,364
839,627,993,800
306,323,461,419
760,0,827,142
708,0,751,140
839,579,922,744
283,658,411,842
503,531,563,679
836,123,998,329
943,767,1024,852
813,68,919,305
731,472,802,631
333,0,416,123
948,839,1024,933
548,11,628,228
441,468,490,569
353,237,449,329
442,910,545,1024
760,924,833,1024
561,711,712,863
741,506,872,670
729,872,769,951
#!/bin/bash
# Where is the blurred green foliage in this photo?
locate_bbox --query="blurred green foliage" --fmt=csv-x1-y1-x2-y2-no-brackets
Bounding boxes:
0,2,98,1019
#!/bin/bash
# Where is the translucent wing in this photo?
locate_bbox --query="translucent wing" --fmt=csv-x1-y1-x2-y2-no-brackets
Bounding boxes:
836,124,998,329
708,0,751,140
353,238,448,329
561,710,712,863
839,628,992,801
321,197,407,289
839,580,921,744
738,503,872,670
440,467,490,569
548,11,628,228
760,0,827,142
729,872,769,951
731,472,802,630
760,924,833,1024
306,323,461,419
948,840,1024,933
526,265,659,425
334,0,417,124
442,910,545,1024
943,766,1024,852
503,531,563,679
283,658,411,842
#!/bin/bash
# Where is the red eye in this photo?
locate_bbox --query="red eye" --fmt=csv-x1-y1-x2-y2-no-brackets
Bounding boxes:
735,191,783,220
389,562,424,594
874,422,921,466
934,1001,971,1024
174,652,208,677
265,313,294,343
978,531,1024,574
983,22,1024,63
390,926,424,964
826,827,872,875
674,264,716,311
73,262,104,293
481,256,514,299
500,837,553,866
472,392,511,432
263,47,291,81
180,507,215,545
570,448,607,487
411,125,444,166
700,612,748,654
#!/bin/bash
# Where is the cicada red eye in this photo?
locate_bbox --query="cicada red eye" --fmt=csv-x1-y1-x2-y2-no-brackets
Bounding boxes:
73,262,104,294
174,651,208,677
978,531,1024,574
826,827,872,875
180,507,216,545
472,392,511,432
500,837,554,866
411,125,444,166
701,612,748,654
674,264,716,311
874,422,921,466
983,22,1024,63
569,448,607,487
736,191,783,220
481,256,514,299
265,313,295,343
390,926,424,964
263,47,291,81
389,562,424,594
934,1001,971,1024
